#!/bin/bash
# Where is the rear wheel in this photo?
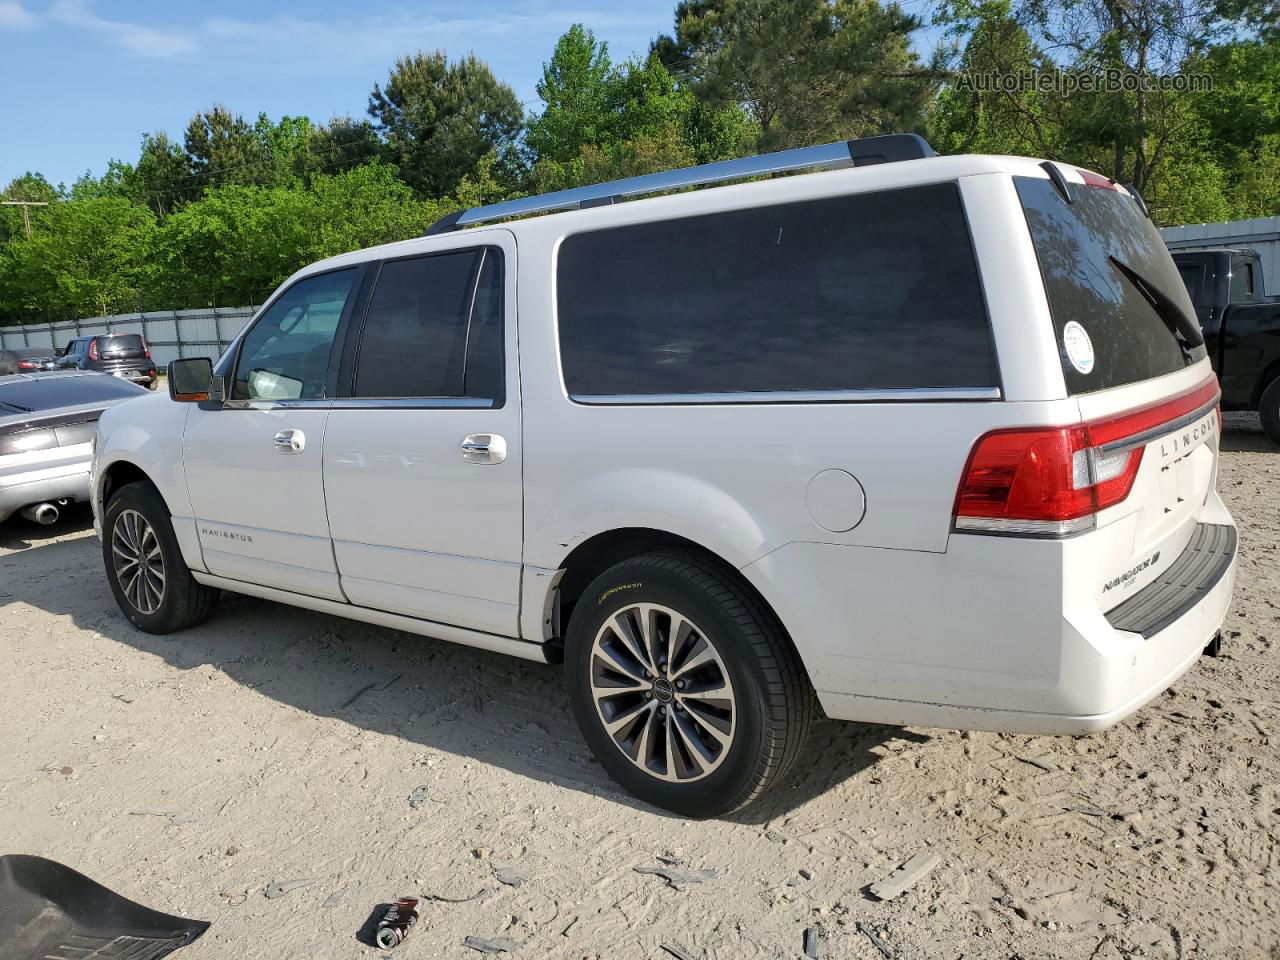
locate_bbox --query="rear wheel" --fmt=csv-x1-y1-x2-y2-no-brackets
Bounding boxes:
564,552,814,817
103,482,218,634
1259,376,1280,447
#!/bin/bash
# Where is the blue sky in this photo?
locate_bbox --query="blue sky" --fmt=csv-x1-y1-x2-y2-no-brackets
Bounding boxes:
0,1,946,189
0,0,681,187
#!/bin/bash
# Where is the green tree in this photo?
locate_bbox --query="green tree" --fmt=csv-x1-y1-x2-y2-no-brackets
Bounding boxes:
185,105,271,190
0,198,156,321
658,0,930,149
527,24,615,164
305,116,384,179
147,163,430,308
368,51,525,197
928,0,1060,156
254,113,315,186
131,132,195,217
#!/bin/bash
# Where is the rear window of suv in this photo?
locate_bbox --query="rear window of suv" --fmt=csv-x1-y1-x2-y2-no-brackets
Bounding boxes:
95,334,146,356
1016,176,1206,394
556,183,998,400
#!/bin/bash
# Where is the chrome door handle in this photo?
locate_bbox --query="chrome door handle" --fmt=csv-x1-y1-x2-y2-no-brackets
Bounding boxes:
272,429,305,454
461,433,507,464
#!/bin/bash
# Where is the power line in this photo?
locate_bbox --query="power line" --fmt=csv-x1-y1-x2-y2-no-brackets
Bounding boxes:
0,200,49,239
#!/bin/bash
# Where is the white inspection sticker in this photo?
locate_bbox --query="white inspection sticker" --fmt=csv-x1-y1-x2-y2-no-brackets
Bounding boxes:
1062,320,1095,374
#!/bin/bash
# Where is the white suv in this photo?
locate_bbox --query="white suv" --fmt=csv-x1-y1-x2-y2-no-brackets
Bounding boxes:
91,135,1237,817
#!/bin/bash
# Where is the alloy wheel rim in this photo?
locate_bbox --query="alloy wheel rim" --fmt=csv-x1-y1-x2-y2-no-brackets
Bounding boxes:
111,509,165,615
589,602,736,783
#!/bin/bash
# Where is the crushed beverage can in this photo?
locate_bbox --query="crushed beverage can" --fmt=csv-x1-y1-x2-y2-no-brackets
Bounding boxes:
374,897,421,949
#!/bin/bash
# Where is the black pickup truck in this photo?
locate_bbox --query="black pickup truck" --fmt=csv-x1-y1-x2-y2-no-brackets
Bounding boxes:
1172,247,1280,445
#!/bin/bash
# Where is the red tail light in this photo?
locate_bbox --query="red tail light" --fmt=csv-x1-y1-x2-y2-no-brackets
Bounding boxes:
142,335,151,359
18,359,36,369
88,339,99,360
955,378,1221,537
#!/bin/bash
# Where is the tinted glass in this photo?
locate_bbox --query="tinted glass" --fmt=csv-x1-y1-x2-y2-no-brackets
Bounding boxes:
1230,263,1254,301
232,268,356,401
353,249,501,400
1016,177,1206,394
556,184,997,398
95,334,146,358
1176,263,1204,304
0,374,146,413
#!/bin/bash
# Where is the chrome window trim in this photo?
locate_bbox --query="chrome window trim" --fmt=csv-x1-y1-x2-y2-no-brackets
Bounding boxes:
330,397,498,410
569,387,1002,406
220,398,332,411
220,396,497,411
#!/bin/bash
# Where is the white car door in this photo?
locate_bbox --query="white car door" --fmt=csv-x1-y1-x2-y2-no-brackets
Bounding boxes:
322,233,524,636
184,266,364,601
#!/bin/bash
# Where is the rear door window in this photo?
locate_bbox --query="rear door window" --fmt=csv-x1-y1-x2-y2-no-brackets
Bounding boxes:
1230,262,1254,302
556,183,998,399
1016,176,1206,394
350,248,503,402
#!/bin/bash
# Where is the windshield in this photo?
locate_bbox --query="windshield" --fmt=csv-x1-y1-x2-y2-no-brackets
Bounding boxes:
1016,175,1206,394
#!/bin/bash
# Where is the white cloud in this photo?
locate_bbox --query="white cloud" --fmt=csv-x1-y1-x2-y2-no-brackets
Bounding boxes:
49,0,195,58
28,2,658,66
200,8,660,64
0,1,37,31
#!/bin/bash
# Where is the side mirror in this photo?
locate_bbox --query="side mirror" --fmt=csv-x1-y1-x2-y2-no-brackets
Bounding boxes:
168,357,216,403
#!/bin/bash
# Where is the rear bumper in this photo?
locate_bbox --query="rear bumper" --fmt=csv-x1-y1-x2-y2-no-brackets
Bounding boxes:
0,460,92,522
742,493,1238,735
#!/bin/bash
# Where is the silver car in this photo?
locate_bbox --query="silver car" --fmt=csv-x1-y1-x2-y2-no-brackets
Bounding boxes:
0,371,148,525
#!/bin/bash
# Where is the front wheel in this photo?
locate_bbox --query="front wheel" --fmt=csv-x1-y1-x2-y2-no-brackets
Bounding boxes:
1259,377,1280,447
102,482,218,634
564,552,814,818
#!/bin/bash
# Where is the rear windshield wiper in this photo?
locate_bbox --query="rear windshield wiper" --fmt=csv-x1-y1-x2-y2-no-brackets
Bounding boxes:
1109,256,1205,350
0,400,34,413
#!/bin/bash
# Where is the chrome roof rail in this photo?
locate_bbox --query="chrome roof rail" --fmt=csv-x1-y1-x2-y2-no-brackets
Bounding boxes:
424,133,937,235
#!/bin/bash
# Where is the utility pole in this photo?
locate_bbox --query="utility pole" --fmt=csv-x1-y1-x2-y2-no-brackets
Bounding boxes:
1,200,49,239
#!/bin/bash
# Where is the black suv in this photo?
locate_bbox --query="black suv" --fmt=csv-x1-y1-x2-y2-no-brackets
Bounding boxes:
57,334,158,389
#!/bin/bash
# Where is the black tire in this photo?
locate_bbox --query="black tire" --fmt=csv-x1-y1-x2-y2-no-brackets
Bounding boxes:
102,482,218,634
1259,376,1280,447
564,551,814,818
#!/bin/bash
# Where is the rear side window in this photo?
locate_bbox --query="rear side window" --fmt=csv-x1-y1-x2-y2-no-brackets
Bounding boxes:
352,248,502,402
1230,262,1254,301
556,183,997,399
1016,177,1206,394
1176,263,1204,304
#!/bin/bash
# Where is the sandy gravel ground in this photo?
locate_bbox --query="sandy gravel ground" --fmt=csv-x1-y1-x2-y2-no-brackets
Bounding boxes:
1,418,1277,960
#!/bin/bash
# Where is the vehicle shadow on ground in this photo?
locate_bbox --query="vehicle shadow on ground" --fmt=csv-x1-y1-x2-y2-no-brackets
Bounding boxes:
0,518,903,823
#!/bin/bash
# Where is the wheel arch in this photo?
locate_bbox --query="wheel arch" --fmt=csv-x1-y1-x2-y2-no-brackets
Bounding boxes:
547,526,813,689
99,458,164,514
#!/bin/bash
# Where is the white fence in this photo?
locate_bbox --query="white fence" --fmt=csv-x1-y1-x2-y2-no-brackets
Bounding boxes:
0,307,256,368
1162,215,1280,297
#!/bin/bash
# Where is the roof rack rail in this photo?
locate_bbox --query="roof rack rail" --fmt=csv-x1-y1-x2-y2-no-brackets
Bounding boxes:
423,133,937,235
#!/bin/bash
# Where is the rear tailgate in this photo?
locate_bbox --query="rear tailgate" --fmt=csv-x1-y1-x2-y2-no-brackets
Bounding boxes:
1077,368,1223,610
1015,167,1228,616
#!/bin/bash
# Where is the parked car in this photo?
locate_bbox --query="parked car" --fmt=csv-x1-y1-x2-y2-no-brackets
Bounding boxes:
91,136,1236,816
1170,248,1280,444
57,334,158,389
0,348,57,376
1,371,148,525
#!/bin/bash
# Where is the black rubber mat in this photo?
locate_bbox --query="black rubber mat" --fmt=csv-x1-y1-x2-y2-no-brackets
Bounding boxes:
0,855,209,960
1104,522,1237,638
